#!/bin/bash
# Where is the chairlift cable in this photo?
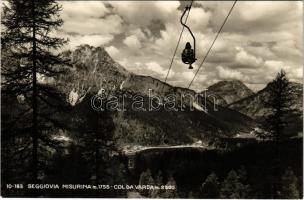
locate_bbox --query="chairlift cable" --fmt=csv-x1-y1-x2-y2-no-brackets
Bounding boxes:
187,0,237,89
164,0,194,83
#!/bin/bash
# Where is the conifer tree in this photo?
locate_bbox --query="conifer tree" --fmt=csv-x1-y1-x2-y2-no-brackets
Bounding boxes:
161,175,179,198
257,70,295,197
280,168,300,199
220,170,250,198
1,0,69,183
201,172,220,198
151,171,163,198
258,70,294,142
138,169,155,197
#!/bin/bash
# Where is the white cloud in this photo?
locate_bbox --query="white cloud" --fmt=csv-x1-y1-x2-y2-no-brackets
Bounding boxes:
182,71,196,81
110,1,180,26
145,61,174,78
60,2,123,36
146,62,163,73
289,67,303,81
68,35,113,50
123,35,142,49
187,7,211,32
216,66,244,80
264,60,284,70
105,46,120,58
128,28,147,41
60,2,109,19
271,39,302,60
62,14,123,35
235,47,263,67
239,2,299,23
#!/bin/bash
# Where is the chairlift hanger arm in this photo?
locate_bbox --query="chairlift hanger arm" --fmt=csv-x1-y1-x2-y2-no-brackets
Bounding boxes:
180,6,196,57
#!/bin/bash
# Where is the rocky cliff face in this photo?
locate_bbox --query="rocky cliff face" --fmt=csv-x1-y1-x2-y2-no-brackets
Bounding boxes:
206,80,254,106
57,44,129,106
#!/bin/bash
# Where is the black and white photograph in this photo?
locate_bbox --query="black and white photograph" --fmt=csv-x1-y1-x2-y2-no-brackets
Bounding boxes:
0,0,303,198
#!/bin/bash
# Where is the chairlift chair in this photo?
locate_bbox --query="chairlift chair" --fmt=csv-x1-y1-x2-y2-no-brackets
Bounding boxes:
180,6,197,69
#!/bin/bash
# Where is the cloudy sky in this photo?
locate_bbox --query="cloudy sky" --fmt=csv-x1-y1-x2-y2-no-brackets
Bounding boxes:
57,1,303,91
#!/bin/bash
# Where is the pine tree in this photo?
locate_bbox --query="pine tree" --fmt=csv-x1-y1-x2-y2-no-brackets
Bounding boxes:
280,168,300,199
161,175,179,198
151,171,163,198
138,169,155,197
2,0,69,183
257,70,295,197
237,166,251,198
220,170,250,198
258,70,294,142
155,170,164,186
201,172,220,198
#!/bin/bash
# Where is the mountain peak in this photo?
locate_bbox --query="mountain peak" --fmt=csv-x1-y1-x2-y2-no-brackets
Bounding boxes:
208,80,247,89
57,45,129,102
206,80,254,106
69,45,128,75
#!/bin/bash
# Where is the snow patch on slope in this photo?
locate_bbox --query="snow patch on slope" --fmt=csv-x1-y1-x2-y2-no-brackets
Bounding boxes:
68,89,79,106
193,102,207,113
68,87,91,106
120,80,125,90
